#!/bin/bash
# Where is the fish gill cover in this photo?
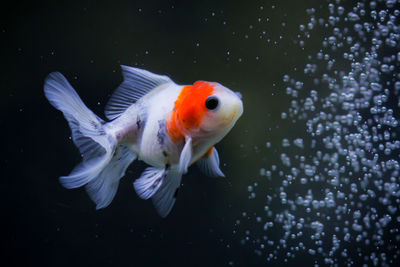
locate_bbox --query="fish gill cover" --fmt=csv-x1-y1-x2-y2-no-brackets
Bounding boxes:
232,0,400,266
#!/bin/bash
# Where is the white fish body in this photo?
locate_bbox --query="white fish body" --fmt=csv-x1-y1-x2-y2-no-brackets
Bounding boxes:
44,65,243,217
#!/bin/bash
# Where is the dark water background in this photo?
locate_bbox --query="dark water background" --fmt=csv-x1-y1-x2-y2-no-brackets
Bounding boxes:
3,0,399,266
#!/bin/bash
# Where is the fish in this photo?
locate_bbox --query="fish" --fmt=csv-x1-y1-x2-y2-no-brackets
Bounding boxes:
44,65,243,217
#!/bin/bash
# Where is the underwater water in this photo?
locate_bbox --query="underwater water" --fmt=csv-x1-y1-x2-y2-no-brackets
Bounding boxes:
3,0,400,266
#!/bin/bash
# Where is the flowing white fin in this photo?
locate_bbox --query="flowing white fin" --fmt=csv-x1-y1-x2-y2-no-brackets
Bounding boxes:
196,147,225,177
151,169,182,218
44,72,113,158
60,155,111,189
179,136,192,174
86,145,137,209
105,65,173,120
44,72,119,197
133,167,166,200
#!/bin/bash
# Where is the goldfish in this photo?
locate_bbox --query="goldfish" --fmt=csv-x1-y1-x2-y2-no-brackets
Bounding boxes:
44,65,243,217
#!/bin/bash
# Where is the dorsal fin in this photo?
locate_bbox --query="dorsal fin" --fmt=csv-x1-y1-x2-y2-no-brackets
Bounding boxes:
105,65,173,120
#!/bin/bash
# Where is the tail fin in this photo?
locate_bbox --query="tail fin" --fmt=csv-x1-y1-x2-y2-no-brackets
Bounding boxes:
44,72,136,208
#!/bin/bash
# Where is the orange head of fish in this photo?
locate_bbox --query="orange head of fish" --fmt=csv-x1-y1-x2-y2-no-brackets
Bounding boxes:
167,81,243,142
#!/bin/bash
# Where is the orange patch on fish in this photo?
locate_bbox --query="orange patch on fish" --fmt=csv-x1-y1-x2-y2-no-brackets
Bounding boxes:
166,81,215,142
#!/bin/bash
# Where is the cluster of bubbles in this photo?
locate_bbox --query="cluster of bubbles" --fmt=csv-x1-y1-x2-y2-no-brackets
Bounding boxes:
237,0,400,265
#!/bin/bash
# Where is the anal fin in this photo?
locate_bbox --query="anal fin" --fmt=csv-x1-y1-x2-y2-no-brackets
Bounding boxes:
179,136,192,174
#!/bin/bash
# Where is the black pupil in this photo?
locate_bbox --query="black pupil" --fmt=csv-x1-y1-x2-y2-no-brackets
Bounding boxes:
205,97,219,110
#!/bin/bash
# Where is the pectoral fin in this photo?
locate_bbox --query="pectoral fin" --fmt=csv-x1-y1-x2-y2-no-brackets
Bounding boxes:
179,136,192,174
196,147,225,177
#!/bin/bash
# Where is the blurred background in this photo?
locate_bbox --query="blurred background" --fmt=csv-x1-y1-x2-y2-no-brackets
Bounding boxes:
3,0,400,266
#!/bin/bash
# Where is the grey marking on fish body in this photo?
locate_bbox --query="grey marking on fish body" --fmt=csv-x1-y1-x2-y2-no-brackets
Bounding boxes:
157,119,166,145
136,116,142,130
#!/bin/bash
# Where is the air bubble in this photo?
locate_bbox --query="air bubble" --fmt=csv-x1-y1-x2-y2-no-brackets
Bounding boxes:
236,1,400,265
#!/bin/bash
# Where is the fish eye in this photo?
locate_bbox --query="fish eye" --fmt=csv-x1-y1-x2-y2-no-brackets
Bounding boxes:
205,96,219,111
